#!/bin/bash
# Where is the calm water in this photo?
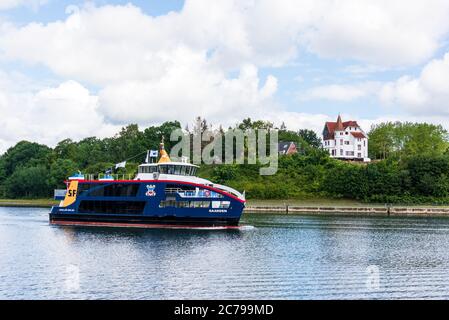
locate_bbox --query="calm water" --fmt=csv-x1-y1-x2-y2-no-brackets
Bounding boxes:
2,207,449,299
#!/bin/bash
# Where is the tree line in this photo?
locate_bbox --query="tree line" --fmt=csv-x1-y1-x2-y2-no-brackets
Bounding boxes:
0,118,448,204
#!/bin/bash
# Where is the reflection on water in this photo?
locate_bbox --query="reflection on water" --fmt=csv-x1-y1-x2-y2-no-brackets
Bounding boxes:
2,207,449,299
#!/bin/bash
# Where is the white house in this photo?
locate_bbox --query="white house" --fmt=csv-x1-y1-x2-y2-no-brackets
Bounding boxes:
322,115,370,162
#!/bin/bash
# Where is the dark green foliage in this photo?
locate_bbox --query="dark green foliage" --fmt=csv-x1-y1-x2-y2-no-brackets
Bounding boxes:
212,165,238,184
0,141,52,177
1,119,449,203
0,121,181,198
405,155,449,197
49,159,79,189
4,166,51,198
298,129,322,149
368,122,449,160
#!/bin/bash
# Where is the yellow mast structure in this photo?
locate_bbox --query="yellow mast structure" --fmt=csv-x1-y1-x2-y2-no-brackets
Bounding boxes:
158,137,171,163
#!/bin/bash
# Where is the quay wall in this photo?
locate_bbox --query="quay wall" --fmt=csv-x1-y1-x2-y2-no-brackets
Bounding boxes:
244,205,449,217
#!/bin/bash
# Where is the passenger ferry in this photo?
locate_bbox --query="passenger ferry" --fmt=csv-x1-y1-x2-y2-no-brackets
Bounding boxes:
49,141,246,229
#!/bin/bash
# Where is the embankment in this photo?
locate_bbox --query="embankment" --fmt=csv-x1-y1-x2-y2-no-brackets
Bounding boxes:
245,205,449,217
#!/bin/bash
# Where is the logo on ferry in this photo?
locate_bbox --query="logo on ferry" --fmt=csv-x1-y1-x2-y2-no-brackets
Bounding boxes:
145,185,156,197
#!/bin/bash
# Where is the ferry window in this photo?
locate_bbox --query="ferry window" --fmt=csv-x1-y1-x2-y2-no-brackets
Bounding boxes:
165,184,195,193
140,166,148,173
180,166,186,175
159,199,177,208
78,200,145,214
188,201,210,208
190,201,200,208
220,201,230,209
78,183,92,196
174,165,181,175
159,165,168,174
200,201,210,208
176,201,189,208
89,184,139,197
167,165,175,174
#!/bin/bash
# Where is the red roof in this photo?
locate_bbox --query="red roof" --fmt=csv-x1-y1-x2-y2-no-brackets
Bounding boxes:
323,116,362,140
351,132,366,139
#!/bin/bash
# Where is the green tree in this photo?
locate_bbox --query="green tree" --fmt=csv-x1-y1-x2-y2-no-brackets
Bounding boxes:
298,129,322,149
0,141,52,177
49,159,79,189
406,155,449,197
54,139,77,161
4,166,51,198
369,122,449,160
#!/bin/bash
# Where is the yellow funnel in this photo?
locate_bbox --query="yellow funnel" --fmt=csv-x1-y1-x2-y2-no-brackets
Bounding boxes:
158,139,171,163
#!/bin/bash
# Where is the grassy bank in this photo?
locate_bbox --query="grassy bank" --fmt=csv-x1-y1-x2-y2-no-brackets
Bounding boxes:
246,198,380,207
0,198,58,208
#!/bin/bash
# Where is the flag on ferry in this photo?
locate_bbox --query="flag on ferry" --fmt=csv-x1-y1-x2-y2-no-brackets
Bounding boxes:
150,150,158,158
145,150,150,163
115,161,127,169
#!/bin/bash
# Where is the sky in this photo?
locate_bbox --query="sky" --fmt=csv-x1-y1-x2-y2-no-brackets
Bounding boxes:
0,0,449,153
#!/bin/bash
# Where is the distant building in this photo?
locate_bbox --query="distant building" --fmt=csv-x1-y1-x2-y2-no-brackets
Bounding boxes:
278,141,298,155
322,115,370,162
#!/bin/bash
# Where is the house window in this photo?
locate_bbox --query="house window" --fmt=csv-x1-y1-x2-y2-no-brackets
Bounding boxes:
345,132,349,135
358,153,362,158
345,141,350,145
364,140,366,146
340,139,343,145
358,145,361,151
346,151,354,156
340,149,343,156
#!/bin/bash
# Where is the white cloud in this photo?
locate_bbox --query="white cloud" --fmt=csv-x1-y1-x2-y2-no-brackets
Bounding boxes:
0,74,118,153
98,58,279,126
1,1,449,151
303,0,449,67
380,52,449,115
300,82,381,102
2,0,449,80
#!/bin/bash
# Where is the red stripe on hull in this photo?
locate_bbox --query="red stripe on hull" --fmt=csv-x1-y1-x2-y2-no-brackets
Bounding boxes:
64,179,246,203
50,220,244,230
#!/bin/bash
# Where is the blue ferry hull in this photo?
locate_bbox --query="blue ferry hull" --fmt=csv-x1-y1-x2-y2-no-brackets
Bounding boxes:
50,180,245,228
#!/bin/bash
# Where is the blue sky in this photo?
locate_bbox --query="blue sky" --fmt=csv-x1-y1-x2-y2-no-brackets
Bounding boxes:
0,0,449,152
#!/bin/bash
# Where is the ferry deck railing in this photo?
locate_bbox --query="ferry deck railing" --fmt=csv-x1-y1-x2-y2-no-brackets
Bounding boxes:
83,174,136,181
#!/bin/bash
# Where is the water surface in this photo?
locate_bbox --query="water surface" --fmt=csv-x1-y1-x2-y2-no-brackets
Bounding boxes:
1,207,449,299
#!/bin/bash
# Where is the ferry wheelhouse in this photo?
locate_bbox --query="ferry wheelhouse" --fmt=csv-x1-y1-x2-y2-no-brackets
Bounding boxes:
49,142,246,228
